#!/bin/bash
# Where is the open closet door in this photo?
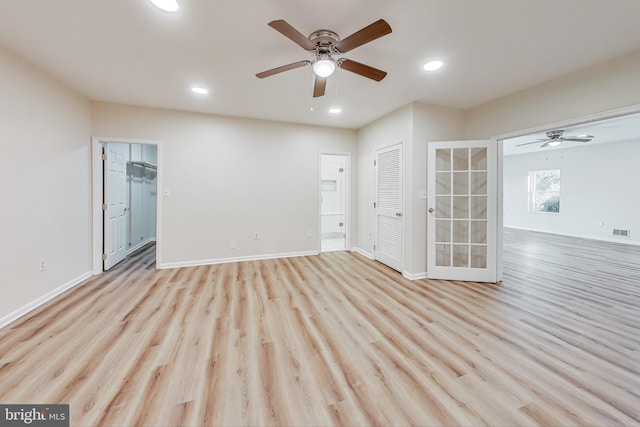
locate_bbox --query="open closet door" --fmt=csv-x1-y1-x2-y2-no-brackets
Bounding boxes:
427,140,497,282
103,143,128,270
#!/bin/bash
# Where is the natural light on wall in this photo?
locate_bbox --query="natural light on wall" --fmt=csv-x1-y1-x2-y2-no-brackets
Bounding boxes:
528,169,560,213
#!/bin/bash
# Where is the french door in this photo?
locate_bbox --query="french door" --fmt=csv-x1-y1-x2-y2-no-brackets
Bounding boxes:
427,140,497,282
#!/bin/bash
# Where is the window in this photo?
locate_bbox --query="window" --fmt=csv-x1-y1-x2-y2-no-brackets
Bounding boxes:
528,169,560,213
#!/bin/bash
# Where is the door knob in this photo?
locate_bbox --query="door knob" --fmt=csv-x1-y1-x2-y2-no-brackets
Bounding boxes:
428,208,434,213
395,212,402,217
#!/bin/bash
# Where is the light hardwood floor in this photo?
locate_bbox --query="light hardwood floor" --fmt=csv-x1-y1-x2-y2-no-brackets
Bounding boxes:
1,229,639,426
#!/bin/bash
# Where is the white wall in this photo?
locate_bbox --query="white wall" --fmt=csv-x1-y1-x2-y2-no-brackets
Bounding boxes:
465,49,640,139
0,44,92,322
356,102,465,276
91,102,357,266
504,140,640,243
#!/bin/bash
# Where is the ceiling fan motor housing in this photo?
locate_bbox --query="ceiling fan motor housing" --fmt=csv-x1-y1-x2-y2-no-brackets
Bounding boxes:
546,130,564,139
309,30,340,57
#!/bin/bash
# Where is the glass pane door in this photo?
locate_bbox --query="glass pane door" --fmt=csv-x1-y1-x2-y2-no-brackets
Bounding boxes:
428,141,496,282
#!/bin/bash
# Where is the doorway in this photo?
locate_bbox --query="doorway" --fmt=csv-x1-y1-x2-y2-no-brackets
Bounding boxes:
497,105,640,281
320,153,349,252
103,142,158,270
92,138,162,274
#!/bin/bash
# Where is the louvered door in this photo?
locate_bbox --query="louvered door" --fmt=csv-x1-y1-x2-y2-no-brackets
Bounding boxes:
374,144,403,271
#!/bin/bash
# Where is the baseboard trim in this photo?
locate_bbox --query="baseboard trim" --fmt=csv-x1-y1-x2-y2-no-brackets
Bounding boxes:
504,226,640,246
126,237,157,256
158,250,320,269
403,271,428,280
0,271,92,330
350,247,374,259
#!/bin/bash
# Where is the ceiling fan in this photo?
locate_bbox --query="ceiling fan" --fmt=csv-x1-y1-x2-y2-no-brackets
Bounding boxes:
516,129,594,148
255,19,392,97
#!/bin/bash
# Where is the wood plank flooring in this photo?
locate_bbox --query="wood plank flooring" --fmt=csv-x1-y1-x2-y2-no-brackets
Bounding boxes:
1,230,639,426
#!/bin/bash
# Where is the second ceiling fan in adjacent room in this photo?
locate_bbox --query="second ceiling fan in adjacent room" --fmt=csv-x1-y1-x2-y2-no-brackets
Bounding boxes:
516,129,595,148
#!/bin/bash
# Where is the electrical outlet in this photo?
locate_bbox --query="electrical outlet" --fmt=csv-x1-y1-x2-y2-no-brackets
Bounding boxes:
230,240,237,249
39,259,46,272
254,232,260,240
307,229,312,238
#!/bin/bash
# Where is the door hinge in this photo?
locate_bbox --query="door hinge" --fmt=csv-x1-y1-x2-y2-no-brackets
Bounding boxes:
373,202,376,208
102,203,107,211
373,244,376,250
373,160,377,166
102,253,107,261
339,167,344,173
102,153,107,161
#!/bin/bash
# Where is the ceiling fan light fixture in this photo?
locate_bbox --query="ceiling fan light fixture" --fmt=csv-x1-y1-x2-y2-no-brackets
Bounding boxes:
149,0,179,12
313,58,336,78
548,140,562,147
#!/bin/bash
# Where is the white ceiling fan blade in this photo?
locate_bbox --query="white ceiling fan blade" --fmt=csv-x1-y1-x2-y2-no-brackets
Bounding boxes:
563,134,594,142
540,141,551,148
516,138,548,147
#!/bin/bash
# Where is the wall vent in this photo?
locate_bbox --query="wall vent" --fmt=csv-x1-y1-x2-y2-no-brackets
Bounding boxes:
613,228,631,237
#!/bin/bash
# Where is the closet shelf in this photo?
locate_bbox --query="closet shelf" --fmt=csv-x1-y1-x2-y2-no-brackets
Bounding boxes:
128,161,157,170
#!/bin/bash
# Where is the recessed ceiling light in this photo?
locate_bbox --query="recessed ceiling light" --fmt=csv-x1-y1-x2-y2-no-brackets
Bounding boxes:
191,86,209,95
423,60,444,72
149,0,179,12
329,107,342,114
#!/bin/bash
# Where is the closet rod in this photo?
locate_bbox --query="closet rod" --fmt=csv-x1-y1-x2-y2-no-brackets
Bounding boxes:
128,161,157,170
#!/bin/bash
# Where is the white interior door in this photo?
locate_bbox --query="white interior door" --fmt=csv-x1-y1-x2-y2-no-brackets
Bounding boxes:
374,143,403,271
104,143,129,270
427,140,497,282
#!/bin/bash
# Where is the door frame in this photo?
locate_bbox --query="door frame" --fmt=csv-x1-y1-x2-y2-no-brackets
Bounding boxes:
318,151,352,252
92,137,163,274
494,103,640,281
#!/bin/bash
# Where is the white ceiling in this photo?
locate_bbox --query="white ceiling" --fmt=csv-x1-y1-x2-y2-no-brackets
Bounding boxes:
2,0,640,129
